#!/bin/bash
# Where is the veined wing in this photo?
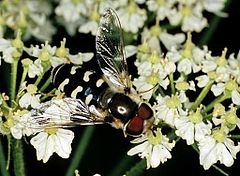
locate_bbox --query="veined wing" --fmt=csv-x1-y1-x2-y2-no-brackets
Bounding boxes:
29,98,105,129
96,8,131,92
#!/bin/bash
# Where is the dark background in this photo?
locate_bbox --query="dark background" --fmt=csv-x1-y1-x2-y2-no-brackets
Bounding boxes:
1,0,240,176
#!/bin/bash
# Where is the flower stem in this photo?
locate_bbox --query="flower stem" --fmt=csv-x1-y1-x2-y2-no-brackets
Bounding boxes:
205,94,228,113
18,66,28,92
39,76,52,92
34,72,45,86
198,0,231,47
107,156,135,176
169,73,175,95
190,80,213,111
65,126,95,176
12,138,25,176
6,135,11,170
0,137,10,176
212,165,229,176
40,88,56,101
124,159,146,176
0,93,10,112
10,60,19,106
229,135,240,139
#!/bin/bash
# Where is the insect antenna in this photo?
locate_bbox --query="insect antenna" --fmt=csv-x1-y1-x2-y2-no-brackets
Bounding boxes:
137,83,159,95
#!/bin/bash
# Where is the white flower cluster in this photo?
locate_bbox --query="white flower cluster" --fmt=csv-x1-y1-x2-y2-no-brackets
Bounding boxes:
128,32,240,170
0,34,94,163
0,0,227,40
0,0,238,175
0,0,55,41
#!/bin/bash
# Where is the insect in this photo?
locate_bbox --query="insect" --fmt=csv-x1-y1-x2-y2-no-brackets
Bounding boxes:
30,8,154,137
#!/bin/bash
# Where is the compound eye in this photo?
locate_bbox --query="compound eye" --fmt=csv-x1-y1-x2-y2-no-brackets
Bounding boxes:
138,103,153,120
126,116,144,136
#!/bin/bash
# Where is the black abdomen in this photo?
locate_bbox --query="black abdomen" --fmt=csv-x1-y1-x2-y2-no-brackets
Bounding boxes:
52,64,108,106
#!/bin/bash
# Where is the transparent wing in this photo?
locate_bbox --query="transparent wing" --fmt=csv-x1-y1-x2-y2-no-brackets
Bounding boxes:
28,98,105,129
96,8,131,92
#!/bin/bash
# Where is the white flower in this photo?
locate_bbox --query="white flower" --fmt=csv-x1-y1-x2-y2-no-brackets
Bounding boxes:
133,53,172,99
211,79,240,105
2,1,55,41
202,0,228,16
198,129,240,170
68,52,94,65
55,0,87,23
154,94,186,126
195,75,209,88
147,0,176,21
228,50,240,84
175,108,212,145
28,59,43,78
30,128,74,163
127,128,175,169
0,38,17,64
19,83,41,109
141,26,185,51
78,21,98,35
10,110,38,139
117,3,147,33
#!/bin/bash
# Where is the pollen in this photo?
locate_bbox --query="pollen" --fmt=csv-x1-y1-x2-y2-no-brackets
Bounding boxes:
225,79,237,92
182,5,192,17
148,51,160,64
21,58,33,66
213,128,226,143
147,74,158,85
148,128,162,145
27,84,38,95
216,48,228,67
188,107,203,124
225,106,238,125
11,30,24,49
166,95,180,108
150,25,161,37
45,128,58,135
176,81,189,91
39,42,51,61
56,38,68,58
127,1,137,14
213,103,225,117
182,32,194,59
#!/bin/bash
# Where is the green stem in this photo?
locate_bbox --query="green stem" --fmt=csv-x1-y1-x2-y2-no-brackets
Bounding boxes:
107,156,135,176
0,93,10,113
34,72,45,86
12,138,25,176
15,67,28,104
229,135,240,139
212,165,229,176
157,86,165,97
40,88,56,102
0,137,10,176
198,0,232,47
6,135,11,171
18,66,28,92
169,73,175,95
10,60,19,106
190,80,213,111
124,159,146,176
205,94,229,113
39,76,52,92
65,126,95,176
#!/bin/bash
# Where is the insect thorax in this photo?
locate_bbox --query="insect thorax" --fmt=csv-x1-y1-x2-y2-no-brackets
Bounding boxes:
52,64,109,107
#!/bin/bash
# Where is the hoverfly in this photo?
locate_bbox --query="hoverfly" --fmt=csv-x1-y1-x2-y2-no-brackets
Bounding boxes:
30,8,154,137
